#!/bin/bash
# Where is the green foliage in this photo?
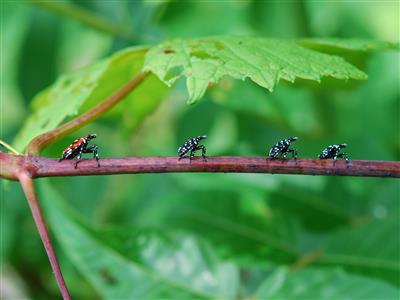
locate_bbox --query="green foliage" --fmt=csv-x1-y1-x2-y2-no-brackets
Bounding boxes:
321,218,400,285
0,1,30,137
39,180,400,299
144,37,370,103
14,36,385,151
13,46,166,152
255,267,399,299
299,38,400,51
2,1,399,299
40,181,240,299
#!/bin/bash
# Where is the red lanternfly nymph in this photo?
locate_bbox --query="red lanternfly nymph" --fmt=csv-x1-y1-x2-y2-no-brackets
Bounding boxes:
268,137,299,159
59,134,100,168
178,135,207,161
318,143,349,161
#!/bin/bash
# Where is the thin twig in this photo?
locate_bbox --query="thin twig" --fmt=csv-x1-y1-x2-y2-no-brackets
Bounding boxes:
26,71,149,156
18,172,71,300
2,154,399,179
289,248,323,272
0,140,20,155
28,0,136,41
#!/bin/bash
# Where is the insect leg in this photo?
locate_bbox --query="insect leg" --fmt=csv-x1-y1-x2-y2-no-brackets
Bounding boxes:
59,151,69,162
178,153,189,160
74,147,84,168
338,152,349,162
197,145,207,161
84,145,100,167
288,148,298,159
178,149,188,160
342,155,349,166
332,154,338,165
270,152,278,159
189,150,195,161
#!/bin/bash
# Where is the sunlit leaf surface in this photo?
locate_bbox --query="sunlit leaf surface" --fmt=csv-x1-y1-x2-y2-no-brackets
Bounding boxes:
144,37,369,103
255,267,399,299
40,182,240,299
14,47,149,152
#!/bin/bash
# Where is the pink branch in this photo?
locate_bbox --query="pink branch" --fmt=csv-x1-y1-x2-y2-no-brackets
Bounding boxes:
6,70,150,299
2,154,399,179
18,172,71,300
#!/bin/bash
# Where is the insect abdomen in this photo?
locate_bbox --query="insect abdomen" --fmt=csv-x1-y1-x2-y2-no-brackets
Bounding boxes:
178,138,198,156
178,146,188,156
61,138,85,159
269,146,280,157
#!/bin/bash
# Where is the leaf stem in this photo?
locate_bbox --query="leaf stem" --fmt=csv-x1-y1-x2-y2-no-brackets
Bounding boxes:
26,71,149,156
18,172,71,300
0,140,20,155
2,154,399,179
289,248,322,272
27,0,136,41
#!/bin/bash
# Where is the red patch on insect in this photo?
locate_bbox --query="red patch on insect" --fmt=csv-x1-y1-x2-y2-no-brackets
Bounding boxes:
62,138,84,155
72,138,85,148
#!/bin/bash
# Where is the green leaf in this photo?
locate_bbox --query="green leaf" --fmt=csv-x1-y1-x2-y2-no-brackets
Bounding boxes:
105,72,169,134
320,218,400,286
213,80,321,135
13,46,149,152
143,37,368,103
136,179,303,264
39,181,240,299
254,267,399,299
0,1,30,135
56,18,112,73
299,38,400,52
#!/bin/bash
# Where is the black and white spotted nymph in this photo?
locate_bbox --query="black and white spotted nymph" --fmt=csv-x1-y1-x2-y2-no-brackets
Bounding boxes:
268,137,298,159
318,143,349,161
178,135,207,160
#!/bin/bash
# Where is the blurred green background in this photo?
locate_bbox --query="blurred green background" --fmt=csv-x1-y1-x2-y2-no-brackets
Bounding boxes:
1,1,399,299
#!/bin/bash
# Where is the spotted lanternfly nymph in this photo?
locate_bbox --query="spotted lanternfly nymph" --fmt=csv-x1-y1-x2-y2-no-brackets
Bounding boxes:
269,137,299,159
318,143,349,161
178,135,207,160
59,134,100,168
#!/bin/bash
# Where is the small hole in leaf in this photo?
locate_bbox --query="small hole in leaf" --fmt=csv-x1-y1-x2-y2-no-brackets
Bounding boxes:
163,48,175,54
164,66,183,81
